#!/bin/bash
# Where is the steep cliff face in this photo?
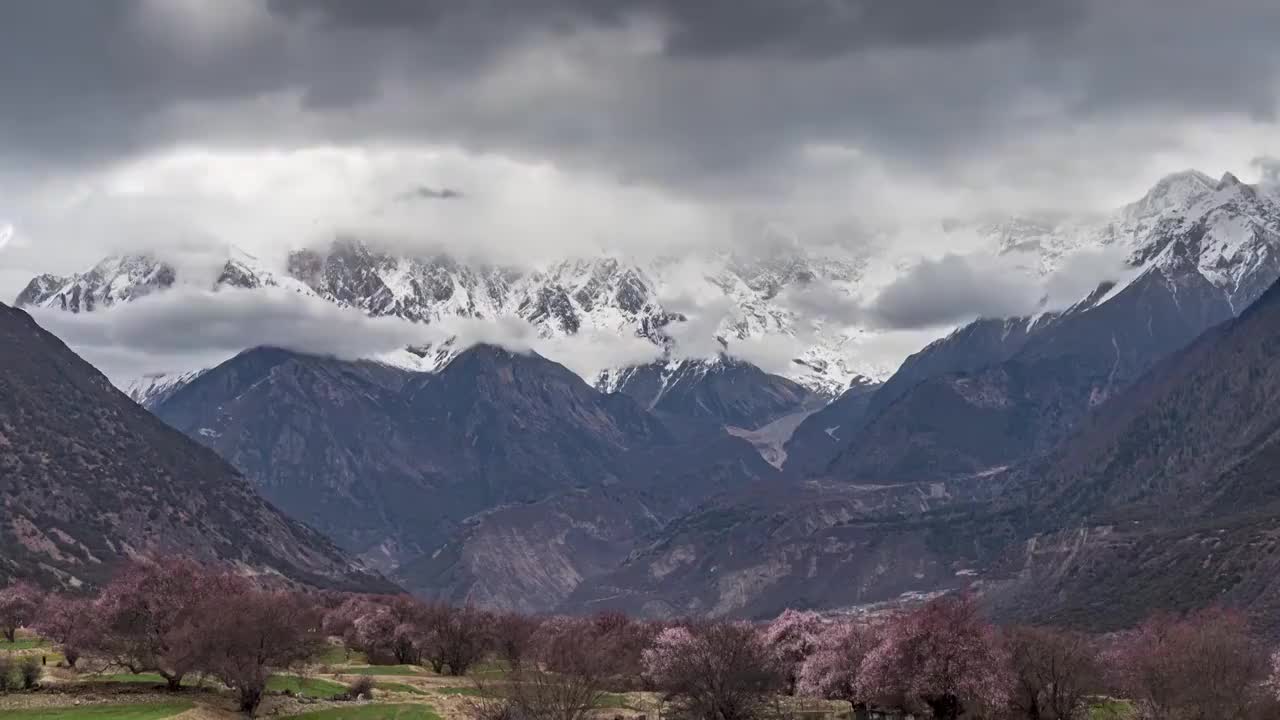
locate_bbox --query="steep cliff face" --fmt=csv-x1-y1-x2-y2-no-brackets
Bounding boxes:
0,302,392,592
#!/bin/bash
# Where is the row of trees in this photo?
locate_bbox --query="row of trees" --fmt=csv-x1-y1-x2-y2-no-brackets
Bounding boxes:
764,600,1280,720
1,560,320,714
6,562,1280,720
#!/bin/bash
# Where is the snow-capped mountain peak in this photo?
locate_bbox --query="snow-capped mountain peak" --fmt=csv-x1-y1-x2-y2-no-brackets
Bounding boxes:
1121,169,1217,224
21,168,1280,401
15,253,177,313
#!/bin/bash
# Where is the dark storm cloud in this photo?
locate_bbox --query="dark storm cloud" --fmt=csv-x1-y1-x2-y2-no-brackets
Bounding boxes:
865,247,1133,330
275,0,1080,58
1,0,1279,193
866,255,1041,329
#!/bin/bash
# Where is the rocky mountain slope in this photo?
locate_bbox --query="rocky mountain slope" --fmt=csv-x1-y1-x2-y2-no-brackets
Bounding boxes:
151,343,779,610
0,302,393,592
570,276,1280,624
569,172,1280,619
980,275,1280,630
791,171,1280,482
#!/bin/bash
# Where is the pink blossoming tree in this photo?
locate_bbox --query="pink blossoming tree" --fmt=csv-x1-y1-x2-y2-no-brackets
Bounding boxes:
857,595,1011,720
761,609,823,694
795,620,881,713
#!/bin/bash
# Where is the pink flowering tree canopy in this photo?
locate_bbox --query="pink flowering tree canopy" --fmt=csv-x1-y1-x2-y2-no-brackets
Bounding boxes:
761,609,823,694
796,620,881,710
644,622,784,720
1109,608,1268,720
0,580,42,643
857,595,1011,720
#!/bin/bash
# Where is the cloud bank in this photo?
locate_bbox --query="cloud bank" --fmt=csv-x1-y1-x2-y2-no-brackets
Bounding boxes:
27,287,661,387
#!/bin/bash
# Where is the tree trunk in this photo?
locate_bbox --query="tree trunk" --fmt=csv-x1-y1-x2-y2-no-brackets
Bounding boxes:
3,627,15,643
161,671,185,691
239,685,264,716
926,695,961,720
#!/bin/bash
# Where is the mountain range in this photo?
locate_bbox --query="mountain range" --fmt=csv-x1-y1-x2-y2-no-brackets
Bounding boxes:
16,241,884,398
146,342,780,610
13,167,1280,624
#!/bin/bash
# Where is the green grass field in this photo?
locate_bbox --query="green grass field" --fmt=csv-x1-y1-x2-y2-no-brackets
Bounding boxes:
83,672,341,698
289,703,441,720
317,644,368,665
0,702,193,720
1089,699,1136,720
341,665,424,676
375,681,430,695
89,673,207,687
1,637,50,651
468,660,511,678
596,692,637,709
266,674,347,698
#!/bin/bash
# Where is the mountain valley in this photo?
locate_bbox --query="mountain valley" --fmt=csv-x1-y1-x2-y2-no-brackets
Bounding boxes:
12,168,1280,625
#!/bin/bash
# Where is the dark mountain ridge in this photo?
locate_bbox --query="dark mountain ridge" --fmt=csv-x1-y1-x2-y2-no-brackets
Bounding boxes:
0,302,391,592
152,342,780,610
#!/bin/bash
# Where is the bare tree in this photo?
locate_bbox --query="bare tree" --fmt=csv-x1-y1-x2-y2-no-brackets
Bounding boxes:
1005,626,1103,720
194,589,325,715
491,611,541,671
88,557,236,690
33,594,95,668
431,605,491,676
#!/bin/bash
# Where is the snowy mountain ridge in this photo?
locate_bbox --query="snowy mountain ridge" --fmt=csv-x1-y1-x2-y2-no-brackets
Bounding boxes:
18,169,1280,401
16,241,887,396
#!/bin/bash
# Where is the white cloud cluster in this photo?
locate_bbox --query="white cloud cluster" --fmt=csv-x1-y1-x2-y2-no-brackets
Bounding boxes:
26,286,665,388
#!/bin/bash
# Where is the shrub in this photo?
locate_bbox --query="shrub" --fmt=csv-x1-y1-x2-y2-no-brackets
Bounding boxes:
18,656,40,689
0,654,14,693
347,676,376,700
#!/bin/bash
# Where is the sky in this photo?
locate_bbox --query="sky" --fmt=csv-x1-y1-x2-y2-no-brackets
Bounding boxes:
3,0,1280,381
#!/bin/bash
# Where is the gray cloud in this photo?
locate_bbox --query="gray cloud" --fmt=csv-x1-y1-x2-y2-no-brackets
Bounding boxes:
1253,155,1280,185
866,254,1041,329
275,0,1080,58
25,285,659,387
866,247,1134,330
28,287,444,380
4,0,1280,382
2,0,1279,200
